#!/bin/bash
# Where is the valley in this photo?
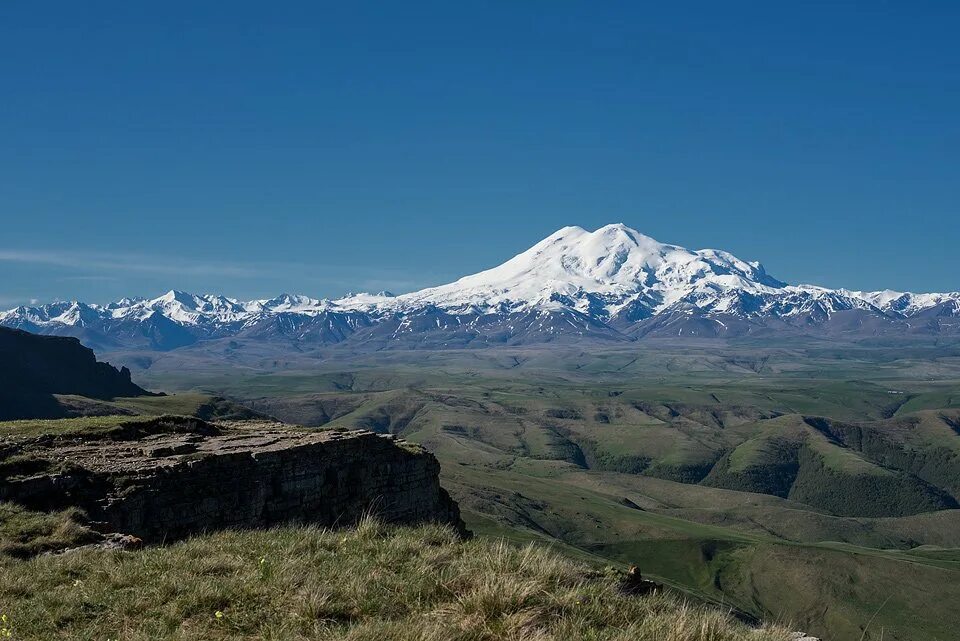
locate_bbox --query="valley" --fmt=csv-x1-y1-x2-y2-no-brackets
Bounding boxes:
115,338,960,641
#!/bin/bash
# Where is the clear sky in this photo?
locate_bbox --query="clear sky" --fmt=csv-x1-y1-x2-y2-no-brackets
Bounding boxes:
1,1,957,306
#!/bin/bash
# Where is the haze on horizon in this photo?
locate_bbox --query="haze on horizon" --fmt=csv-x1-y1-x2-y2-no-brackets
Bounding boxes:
1,2,958,306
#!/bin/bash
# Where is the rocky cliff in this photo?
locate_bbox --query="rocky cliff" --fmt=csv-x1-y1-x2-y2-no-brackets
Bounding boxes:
0,416,465,542
0,326,152,420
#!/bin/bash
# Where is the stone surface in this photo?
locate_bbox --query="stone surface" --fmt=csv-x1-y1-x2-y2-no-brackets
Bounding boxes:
618,566,662,596
0,417,465,541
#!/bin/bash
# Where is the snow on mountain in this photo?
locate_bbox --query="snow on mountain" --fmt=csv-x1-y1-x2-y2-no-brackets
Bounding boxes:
844,289,960,316
2,224,957,348
386,224,785,317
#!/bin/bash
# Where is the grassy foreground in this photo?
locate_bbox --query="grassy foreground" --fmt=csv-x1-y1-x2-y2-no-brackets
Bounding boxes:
0,518,794,641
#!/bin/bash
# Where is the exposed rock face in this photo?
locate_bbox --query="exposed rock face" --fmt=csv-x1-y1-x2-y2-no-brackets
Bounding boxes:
0,417,466,541
0,326,153,420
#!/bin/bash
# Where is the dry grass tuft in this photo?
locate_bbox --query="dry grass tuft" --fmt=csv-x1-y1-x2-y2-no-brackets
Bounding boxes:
0,517,796,640
0,503,100,558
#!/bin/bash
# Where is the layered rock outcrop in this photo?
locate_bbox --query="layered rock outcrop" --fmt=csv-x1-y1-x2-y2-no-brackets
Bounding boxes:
0,417,465,541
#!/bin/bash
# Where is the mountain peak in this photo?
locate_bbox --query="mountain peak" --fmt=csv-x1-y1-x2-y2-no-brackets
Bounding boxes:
156,290,196,306
594,222,646,238
394,224,766,314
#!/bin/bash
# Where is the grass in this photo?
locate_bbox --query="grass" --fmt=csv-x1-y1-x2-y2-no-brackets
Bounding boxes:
0,518,795,641
0,414,224,441
0,415,145,438
0,503,99,558
108,393,212,416
26,392,264,426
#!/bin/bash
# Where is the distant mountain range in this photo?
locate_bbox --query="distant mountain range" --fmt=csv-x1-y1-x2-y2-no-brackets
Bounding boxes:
3,224,958,350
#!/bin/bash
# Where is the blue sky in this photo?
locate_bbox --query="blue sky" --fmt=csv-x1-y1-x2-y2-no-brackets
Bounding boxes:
1,2,957,306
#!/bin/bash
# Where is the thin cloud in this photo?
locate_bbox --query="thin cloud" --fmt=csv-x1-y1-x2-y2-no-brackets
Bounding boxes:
0,249,454,301
0,249,259,277
58,275,122,282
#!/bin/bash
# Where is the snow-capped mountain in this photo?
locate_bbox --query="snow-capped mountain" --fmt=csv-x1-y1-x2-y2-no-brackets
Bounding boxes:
3,224,958,350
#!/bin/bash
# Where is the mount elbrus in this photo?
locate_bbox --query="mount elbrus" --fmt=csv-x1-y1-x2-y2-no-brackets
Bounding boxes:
3,224,958,350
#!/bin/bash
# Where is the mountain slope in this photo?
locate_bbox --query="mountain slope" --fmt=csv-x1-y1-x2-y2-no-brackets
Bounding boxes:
2,224,958,350
387,223,787,315
0,327,152,419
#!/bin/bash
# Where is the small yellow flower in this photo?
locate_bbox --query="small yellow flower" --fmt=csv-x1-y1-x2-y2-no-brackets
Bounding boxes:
214,610,224,620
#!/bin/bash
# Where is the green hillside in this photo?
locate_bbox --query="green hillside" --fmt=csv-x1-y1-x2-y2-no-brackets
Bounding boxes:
122,340,960,641
9,340,955,639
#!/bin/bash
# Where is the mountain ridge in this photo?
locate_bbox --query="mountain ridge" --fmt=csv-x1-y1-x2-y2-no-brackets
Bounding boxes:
0,326,153,419
3,224,958,349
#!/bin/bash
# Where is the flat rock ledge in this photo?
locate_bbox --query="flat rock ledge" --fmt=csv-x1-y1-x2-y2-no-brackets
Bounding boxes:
0,417,466,541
